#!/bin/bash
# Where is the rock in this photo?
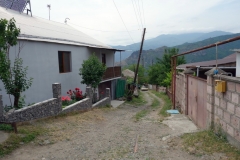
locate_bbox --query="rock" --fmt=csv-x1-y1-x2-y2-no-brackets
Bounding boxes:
19,142,24,145
43,140,50,145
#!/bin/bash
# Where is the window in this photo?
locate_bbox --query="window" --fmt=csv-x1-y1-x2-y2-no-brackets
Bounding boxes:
102,53,106,65
58,51,71,73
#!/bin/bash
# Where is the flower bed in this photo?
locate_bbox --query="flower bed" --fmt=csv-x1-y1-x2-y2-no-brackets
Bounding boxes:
62,88,86,108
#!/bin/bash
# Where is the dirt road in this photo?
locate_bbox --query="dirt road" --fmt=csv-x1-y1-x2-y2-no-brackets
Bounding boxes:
2,91,220,160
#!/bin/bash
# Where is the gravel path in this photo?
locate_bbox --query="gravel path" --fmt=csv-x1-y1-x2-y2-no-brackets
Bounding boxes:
2,91,221,160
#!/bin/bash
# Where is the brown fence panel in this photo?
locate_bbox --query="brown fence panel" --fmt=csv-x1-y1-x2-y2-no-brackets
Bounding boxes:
187,75,207,129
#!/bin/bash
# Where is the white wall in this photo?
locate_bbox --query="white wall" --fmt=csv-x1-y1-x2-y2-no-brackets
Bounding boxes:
89,48,115,67
0,40,114,106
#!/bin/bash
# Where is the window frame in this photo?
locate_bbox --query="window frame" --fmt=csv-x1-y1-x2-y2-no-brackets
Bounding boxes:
102,53,106,65
58,51,72,73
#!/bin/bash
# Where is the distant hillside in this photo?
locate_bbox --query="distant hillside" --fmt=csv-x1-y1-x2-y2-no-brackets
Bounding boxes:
113,31,232,62
123,33,240,67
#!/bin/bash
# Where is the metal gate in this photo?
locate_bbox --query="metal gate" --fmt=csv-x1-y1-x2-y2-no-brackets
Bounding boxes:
187,75,207,129
116,79,126,99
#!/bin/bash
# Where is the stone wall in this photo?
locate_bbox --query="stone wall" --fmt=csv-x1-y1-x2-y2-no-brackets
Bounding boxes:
0,85,111,124
206,69,240,148
175,73,187,113
0,83,62,123
92,88,111,108
61,98,92,114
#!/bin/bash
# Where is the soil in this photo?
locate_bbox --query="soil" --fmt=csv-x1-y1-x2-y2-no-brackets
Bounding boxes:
2,91,225,160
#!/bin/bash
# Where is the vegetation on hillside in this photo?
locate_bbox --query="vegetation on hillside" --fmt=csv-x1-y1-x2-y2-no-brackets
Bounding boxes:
125,33,240,67
148,48,185,86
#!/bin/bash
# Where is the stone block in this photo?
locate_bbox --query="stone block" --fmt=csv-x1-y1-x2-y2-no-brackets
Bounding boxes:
223,91,232,101
207,85,213,95
52,83,61,98
227,124,234,137
207,76,212,85
215,97,220,106
227,82,236,92
231,115,240,129
232,93,239,104
207,103,212,112
227,102,235,114
220,98,227,109
236,83,240,93
220,119,227,132
106,88,111,99
235,106,240,118
217,107,223,118
223,111,231,123
234,129,240,142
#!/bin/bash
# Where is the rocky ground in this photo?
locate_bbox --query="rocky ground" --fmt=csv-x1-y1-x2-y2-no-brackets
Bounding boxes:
1,91,226,160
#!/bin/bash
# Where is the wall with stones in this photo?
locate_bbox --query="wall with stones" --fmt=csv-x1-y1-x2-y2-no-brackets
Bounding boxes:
61,98,92,114
175,73,187,114
206,71,240,148
92,88,111,108
0,83,62,123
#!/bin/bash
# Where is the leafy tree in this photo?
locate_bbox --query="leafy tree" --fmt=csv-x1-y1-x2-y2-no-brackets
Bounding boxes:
148,48,185,87
0,18,33,109
79,54,106,94
123,64,148,84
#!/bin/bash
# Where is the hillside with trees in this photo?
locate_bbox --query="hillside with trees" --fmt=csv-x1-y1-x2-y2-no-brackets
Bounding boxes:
123,33,240,67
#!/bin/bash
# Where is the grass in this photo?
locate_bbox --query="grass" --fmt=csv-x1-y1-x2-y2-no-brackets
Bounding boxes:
125,91,147,106
182,130,240,159
0,124,46,157
135,109,148,121
150,98,160,109
0,124,13,132
150,90,172,117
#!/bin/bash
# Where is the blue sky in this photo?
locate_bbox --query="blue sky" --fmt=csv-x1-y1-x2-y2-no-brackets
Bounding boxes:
29,0,240,46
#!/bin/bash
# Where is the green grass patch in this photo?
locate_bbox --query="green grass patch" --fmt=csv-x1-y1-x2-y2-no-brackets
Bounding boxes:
125,91,147,106
0,124,13,132
150,91,171,117
134,109,148,121
182,130,240,159
151,98,160,109
0,124,46,158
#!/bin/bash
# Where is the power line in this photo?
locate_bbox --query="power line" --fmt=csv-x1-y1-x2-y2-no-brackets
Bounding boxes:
141,0,146,27
131,0,141,29
134,0,143,29
112,0,135,44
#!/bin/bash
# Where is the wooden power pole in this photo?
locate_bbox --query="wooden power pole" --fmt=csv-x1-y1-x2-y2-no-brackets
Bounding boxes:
133,28,146,84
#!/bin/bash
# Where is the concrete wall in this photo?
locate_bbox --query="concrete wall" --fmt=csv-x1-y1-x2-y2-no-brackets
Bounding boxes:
206,74,240,148
92,88,111,108
0,40,115,106
176,73,187,113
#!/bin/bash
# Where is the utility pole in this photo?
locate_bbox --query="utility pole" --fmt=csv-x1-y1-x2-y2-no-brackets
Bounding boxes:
133,28,146,84
47,4,51,20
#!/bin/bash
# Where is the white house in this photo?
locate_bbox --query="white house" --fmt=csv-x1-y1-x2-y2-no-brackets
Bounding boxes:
0,6,123,106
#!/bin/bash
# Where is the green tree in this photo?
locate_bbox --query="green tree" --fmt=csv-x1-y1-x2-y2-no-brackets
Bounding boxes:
123,64,148,84
0,18,33,109
79,54,106,94
148,48,185,87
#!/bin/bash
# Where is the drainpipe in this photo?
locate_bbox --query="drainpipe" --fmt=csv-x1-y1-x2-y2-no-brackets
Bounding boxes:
237,51,240,77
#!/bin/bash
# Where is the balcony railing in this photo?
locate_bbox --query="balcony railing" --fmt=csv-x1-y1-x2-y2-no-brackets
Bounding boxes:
102,66,121,81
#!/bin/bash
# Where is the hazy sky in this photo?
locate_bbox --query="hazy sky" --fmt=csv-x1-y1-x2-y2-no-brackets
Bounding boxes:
30,0,240,46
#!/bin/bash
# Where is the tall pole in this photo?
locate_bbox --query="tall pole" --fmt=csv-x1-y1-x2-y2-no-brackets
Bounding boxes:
47,4,51,20
133,28,146,84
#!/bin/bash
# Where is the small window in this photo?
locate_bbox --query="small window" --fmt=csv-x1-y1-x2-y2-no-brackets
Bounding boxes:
102,53,106,65
58,51,71,73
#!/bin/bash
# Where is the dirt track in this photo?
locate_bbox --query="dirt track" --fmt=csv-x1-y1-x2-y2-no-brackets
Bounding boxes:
2,91,222,160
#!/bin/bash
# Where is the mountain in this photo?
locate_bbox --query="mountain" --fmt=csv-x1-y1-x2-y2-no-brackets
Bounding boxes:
113,31,232,62
123,33,240,67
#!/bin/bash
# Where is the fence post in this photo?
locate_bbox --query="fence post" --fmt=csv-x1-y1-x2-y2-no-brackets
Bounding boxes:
106,88,111,100
86,87,93,103
52,83,62,111
0,95,3,118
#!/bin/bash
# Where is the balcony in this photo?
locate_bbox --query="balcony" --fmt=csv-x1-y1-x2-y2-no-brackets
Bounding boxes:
102,66,121,81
